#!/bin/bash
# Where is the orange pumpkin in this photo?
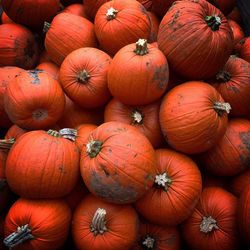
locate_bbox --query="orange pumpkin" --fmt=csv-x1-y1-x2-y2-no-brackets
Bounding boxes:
36,61,59,80
72,194,139,250
80,121,156,204
160,81,230,154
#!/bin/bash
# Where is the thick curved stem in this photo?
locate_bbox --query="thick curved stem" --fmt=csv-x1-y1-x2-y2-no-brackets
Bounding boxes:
134,39,148,56
59,128,77,142
213,102,231,116
131,110,144,124
205,16,221,31
200,216,219,233
86,140,103,158
216,71,231,82
141,235,155,249
77,70,91,83
90,208,108,236
4,224,34,248
106,7,118,20
43,22,51,33
154,172,172,191
0,138,15,149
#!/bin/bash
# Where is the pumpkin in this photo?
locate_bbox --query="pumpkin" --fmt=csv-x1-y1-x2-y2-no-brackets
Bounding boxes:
147,11,160,43
4,198,71,250
227,6,242,24
5,129,80,199
151,0,175,19
72,194,139,250
182,187,239,250
94,0,151,56
1,12,14,24
206,0,236,15
0,23,39,69
135,148,202,226
0,66,24,128
84,0,110,21
62,3,87,17
104,98,164,148
157,0,233,79
227,19,244,45
108,39,169,105
137,0,152,10
200,119,250,176
57,95,104,128
59,47,111,109
238,186,250,246
44,12,97,66
229,169,250,197
159,81,230,154
208,55,250,118
4,69,65,130
36,61,59,80
80,121,156,204
238,37,250,63
131,222,180,250
2,0,60,28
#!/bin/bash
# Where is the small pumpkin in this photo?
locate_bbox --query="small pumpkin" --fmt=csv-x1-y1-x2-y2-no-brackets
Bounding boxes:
72,194,139,250
227,19,244,45
80,121,156,204
36,61,59,80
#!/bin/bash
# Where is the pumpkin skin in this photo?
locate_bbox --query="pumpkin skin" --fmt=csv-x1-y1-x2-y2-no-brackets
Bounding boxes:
209,55,250,118
104,98,164,148
4,198,71,250
5,130,80,199
0,23,39,69
147,11,160,43
72,194,139,250
131,222,180,250
238,186,250,246
45,13,97,66
0,66,24,128
2,0,60,28
206,0,236,15
59,47,111,109
62,3,87,17
238,37,250,63
94,0,151,56
227,19,244,45
159,81,229,154
108,40,169,106
157,0,233,79
200,119,250,176
5,125,27,140
4,69,65,130
1,12,14,24
84,0,110,21
36,61,59,80
135,149,202,226
80,121,156,204
182,187,239,250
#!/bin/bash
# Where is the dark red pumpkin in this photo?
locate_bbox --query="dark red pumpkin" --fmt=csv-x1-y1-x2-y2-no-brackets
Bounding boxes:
62,3,87,17
36,61,59,80
45,12,97,66
209,55,250,118
72,194,139,250
80,121,156,204
227,19,244,45
182,187,239,250
0,24,39,69
108,39,169,105
84,0,110,21
4,198,71,250
151,0,175,19
94,0,151,56
157,0,233,79
6,129,80,198
200,119,250,176
2,0,60,28
104,98,164,148
238,37,250,63
135,149,202,226
147,11,160,43
160,81,230,154
206,0,236,15
4,69,65,130
1,12,14,24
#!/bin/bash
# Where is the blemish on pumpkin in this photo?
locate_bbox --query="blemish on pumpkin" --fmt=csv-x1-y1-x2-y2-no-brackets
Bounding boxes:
59,166,67,174
168,10,181,31
152,64,169,90
239,131,250,166
146,62,150,67
32,109,48,121
134,153,138,158
100,165,110,177
28,69,43,84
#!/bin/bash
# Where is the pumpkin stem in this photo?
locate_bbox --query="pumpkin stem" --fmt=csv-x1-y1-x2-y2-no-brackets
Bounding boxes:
215,70,231,82
141,235,155,249
205,16,221,31
0,179,7,191
3,224,35,248
47,129,60,137
86,140,103,158
131,109,144,124
200,216,219,233
134,39,149,56
77,70,91,83
154,172,172,191
59,128,77,142
90,208,108,236
106,7,118,20
213,102,231,116
43,22,51,33
0,138,15,149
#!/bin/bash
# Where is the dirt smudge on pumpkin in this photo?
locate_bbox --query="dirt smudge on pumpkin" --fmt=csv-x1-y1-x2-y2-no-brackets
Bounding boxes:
28,69,43,84
153,64,169,90
239,131,250,167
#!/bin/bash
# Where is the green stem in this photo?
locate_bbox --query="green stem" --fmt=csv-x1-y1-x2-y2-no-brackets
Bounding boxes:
77,70,91,83
86,140,103,158
205,16,221,31
134,39,148,56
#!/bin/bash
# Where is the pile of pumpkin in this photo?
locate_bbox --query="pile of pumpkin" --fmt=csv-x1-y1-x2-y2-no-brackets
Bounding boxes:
0,0,250,249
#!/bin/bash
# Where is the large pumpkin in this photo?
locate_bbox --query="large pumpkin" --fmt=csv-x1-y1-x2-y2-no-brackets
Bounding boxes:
104,98,164,148
5,129,80,199
72,194,139,250
94,0,151,56
4,69,65,130
80,121,156,204
4,198,71,250
200,119,250,176
182,187,239,250
135,149,202,226
108,39,169,105
45,12,97,66
209,55,250,118
157,0,233,79
59,47,111,109
0,23,39,69
159,81,230,154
